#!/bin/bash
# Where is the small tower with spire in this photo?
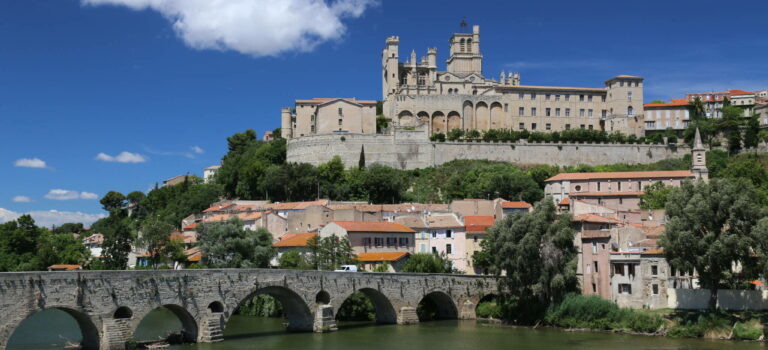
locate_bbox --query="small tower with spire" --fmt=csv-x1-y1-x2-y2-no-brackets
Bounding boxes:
691,128,709,182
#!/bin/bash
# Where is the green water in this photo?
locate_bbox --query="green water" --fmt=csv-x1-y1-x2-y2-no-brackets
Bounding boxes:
8,309,768,350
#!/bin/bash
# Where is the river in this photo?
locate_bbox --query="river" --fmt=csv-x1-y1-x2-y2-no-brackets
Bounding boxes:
7,308,766,350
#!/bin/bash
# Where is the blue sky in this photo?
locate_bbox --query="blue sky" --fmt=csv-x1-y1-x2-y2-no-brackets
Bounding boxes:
1,0,767,226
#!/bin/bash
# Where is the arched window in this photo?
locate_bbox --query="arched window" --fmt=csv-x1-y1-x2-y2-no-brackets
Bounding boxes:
466,38,472,52
460,39,465,53
447,88,453,94
627,106,634,116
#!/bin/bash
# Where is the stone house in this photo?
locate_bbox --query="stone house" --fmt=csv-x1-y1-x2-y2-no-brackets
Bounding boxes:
271,233,317,267
573,214,621,299
424,213,466,272
500,200,532,216
319,221,416,256
610,250,670,309
463,215,496,275
643,99,691,133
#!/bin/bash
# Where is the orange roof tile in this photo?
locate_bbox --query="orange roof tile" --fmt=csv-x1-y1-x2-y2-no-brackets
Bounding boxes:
48,264,81,270
274,233,317,247
237,211,263,221
546,170,693,182
730,89,754,96
572,214,621,224
465,216,495,233
203,203,235,213
332,221,416,233
203,213,233,223
270,200,329,211
501,201,532,209
559,198,571,206
644,99,689,107
355,251,409,262
183,223,198,231
185,247,202,262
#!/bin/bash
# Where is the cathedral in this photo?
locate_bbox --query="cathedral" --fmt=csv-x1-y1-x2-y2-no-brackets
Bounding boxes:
283,25,645,139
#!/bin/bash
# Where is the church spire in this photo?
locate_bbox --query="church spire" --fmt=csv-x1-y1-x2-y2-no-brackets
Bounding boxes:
693,127,704,151
691,128,709,182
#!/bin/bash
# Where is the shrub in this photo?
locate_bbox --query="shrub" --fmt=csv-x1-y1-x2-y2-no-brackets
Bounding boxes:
544,294,662,333
733,320,762,340
476,301,503,319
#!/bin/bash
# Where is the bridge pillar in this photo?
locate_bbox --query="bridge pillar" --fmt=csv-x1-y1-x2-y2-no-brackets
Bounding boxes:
396,307,419,325
459,300,477,320
313,305,338,332
102,318,133,350
198,313,224,343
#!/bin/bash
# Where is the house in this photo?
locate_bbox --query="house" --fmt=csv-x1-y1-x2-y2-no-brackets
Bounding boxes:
319,221,415,271
500,200,532,216
424,213,467,272
463,215,496,275
272,233,317,267
573,214,622,299
394,215,428,253
643,99,690,133
203,165,220,183
82,233,103,258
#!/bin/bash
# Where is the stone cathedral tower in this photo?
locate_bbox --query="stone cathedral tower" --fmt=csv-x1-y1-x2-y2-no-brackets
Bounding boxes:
691,128,709,182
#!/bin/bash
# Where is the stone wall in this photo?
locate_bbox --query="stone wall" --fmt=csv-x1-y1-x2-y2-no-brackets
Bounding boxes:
668,289,768,310
287,131,690,170
0,269,496,350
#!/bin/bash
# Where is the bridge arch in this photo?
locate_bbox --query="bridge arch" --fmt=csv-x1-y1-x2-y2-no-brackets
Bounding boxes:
133,304,198,344
335,288,397,324
114,306,133,319
229,285,314,332
5,307,100,350
417,291,458,321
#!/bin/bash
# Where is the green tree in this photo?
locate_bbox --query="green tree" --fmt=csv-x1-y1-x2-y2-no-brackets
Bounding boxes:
526,165,561,189
649,99,665,104
317,156,346,199
744,116,760,149
0,215,44,271
52,223,85,235
37,231,90,268
307,235,355,270
163,237,188,268
481,200,578,319
278,250,308,269
358,146,366,169
639,181,673,209
139,218,174,269
197,218,274,268
401,253,455,273
660,179,764,308
96,191,134,270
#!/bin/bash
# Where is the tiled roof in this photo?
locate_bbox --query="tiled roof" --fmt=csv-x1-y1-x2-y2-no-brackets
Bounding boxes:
355,251,410,262
203,213,233,223
205,165,221,170
394,216,427,229
295,98,377,105
332,221,416,233
730,89,754,96
183,223,198,231
546,170,693,182
237,211,263,221
426,215,463,228
185,247,202,262
571,191,645,197
270,200,329,210
558,198,571,206
501,201,532,209
465,216,495,233
572,214,621,224
273,233,316,247
203,203,236,213
48,264,81,270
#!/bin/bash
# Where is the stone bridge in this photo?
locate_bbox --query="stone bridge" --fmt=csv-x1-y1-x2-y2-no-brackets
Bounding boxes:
0,269,498,350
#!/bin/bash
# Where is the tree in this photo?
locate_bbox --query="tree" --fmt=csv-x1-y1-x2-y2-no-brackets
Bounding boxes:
197,218,274,268
650,99,665,104
307,235,354,270
401,253,455,273
139,218,174,269
358,146,366,169
37,231,90,268
744,116,760,149
689,97,706,120
639,181,673,209
659,179,764,309
100,191,126,212
163,238,188,269
100,214,133,270
480,199,578,319
278,250,307,270
52,223,85,235
0,215,44,271
317,156,345,199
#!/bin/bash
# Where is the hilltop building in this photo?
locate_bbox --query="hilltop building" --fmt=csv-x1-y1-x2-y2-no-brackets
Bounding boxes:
282,25,646,139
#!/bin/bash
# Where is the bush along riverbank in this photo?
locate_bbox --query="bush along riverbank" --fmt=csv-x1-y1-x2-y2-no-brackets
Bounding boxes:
479,294,768,342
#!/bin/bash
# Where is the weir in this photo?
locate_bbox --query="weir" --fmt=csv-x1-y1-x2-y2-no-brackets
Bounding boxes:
0,269,497,350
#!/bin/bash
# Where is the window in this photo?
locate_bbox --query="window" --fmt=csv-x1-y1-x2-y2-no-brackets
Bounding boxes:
338,107,343,116
546,123,551,130
556,108,561,117
399,237,409,246
580,124,585,129
519,122,525,130
363,237,371,246
579,109,585,117
652,284,659,295
432,247,438,254
532,107,537,116
565,108,571,117
531,123,537,130
597,182,601,191
531,92,537,100
546,94,551,101
601,96,606,102
627,91,633,101
519,107,525,116
418,73,426,86
504,103,508,112
311,125,315,133
374,237,384,247
614,263,625,275
619,284,632,294
565,94,570,101
588,95,593,102
579,94,585,102
588,109,593,117
588,125,594,130
565,124,571,130
592,242,597,254
546,108,551,116
432,231,437,238
592,283,597,293
651,265,658,275
593,261,599,273
618,182,622,191
446,230,452,238
602,109,607,117
446,244,452,254
519,92,525,100
555,94,560,101
574,185,581,191
627,106,634,116
473,235,478,243
338,119,343,126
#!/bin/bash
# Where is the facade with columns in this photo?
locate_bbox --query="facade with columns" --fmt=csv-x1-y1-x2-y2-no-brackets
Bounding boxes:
282,25,646,140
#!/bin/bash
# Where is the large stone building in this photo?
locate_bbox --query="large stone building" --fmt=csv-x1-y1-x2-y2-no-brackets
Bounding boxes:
283,25,646,139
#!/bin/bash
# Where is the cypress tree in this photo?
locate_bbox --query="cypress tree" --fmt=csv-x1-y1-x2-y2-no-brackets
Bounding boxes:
358,146,366,169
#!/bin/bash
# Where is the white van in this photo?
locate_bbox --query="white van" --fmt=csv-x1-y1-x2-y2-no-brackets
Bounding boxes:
334,265,358,272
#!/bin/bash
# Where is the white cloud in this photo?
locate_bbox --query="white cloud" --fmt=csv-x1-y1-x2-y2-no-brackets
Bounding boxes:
81,0,377,57
191,146,204,154
44,189,99,200
0,208,106,228
96,151,147,163
12,196,33,203
14,158,47,168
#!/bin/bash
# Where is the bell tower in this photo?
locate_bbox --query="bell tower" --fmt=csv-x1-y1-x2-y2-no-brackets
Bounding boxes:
691,128,709,182
446,25,483,76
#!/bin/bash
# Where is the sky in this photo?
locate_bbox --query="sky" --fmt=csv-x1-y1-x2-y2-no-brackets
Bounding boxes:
1,0,767,227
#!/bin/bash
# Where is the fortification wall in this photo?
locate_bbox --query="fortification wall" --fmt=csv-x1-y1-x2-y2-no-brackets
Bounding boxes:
287,131,691,170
